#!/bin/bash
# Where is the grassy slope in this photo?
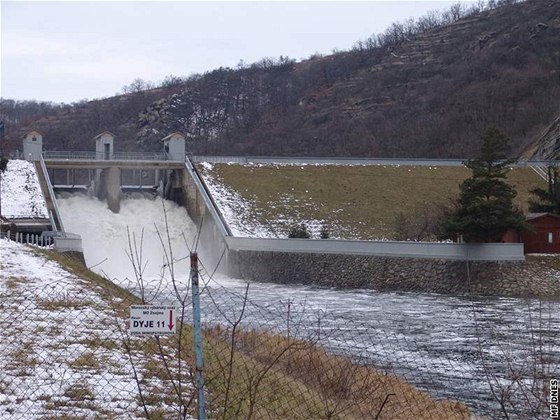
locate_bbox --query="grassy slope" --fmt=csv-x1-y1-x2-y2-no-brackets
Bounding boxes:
201,164,546,239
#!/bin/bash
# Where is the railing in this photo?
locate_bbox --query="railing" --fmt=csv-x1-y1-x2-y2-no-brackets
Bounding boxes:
192,156,560,167
36,152,560,166
43,151,179,161
40,156,66,233
43,151,98,160
191,155,249,164
1,231,54,247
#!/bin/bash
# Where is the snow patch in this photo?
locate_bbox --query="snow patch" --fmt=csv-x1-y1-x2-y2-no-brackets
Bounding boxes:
1,159,48,218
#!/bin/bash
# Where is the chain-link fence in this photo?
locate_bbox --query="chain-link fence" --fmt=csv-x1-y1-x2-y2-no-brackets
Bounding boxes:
1,239,559,419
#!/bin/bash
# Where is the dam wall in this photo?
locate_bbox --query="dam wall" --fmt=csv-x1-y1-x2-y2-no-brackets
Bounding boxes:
181,159,231,269
176,158,560,299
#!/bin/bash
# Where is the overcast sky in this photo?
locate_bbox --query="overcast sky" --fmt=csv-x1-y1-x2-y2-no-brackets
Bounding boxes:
1,1,472,104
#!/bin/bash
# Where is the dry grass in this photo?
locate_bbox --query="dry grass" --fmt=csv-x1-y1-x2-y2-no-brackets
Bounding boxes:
201,164,545,239
206,326,471,420
35,295,93,311
35,249,472,419
69,352,101,371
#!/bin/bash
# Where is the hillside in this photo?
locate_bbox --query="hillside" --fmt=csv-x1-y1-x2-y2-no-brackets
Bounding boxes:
198,163,545,240
2,0,560,158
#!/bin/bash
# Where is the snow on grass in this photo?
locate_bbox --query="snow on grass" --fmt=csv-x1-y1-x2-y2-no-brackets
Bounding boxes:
0,239,193,418
200,163,391,239
198,162,545,241
202,167,276,238
1,160,48,219
200,162,330,238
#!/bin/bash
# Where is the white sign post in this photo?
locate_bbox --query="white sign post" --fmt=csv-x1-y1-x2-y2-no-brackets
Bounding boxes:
129,305,176,336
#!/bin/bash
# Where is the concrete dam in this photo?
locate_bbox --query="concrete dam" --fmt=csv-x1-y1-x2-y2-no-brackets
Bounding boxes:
15,129,543,298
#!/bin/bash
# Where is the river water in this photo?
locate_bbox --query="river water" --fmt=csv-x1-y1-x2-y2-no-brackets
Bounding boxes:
58,195,560,418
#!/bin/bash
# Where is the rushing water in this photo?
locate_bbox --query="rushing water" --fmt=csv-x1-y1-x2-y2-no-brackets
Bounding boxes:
58,195,560,418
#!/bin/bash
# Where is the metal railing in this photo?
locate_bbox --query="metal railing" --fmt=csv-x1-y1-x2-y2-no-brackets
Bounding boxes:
43,151,181,161
192,155,560,167
39,156,66,233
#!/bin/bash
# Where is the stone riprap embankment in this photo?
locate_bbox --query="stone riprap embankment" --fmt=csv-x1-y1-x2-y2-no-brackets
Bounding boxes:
227,250,560,299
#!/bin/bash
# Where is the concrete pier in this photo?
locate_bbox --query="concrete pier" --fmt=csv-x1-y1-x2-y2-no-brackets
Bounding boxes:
105,167,121,213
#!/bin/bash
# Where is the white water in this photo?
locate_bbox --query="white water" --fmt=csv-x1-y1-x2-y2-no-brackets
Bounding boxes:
58,195,197,291
57,195,560,418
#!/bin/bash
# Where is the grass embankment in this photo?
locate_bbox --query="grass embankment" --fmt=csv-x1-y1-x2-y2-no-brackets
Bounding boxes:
201,164,544,239
42,250,471,419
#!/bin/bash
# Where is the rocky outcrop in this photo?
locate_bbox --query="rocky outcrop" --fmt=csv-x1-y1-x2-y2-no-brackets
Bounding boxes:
525,115,560,160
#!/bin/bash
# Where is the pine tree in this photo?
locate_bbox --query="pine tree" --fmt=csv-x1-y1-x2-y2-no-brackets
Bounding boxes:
441,128,528,243
528,166,560,214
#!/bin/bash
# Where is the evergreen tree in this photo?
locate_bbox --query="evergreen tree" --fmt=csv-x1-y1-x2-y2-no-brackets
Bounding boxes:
441,128,528,243
528,166,560,214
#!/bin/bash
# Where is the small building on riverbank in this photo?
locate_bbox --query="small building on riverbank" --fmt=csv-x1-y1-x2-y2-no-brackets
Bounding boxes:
503,213,560,253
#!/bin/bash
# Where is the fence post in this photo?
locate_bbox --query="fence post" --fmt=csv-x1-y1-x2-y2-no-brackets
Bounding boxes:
190,252,206,420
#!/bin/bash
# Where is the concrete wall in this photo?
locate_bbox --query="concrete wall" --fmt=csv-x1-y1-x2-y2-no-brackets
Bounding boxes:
225,237,524,261
227,250,560,299
104,167,121,213
180,164,229,269
54,234,83,253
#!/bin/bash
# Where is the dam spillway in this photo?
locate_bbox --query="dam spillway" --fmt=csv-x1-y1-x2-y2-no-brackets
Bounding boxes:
57,195,197,285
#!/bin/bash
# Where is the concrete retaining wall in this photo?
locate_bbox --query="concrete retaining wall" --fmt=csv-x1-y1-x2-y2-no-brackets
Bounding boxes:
54,234,83,253
226,237,524,261
227,250,560,299
180,163,230,269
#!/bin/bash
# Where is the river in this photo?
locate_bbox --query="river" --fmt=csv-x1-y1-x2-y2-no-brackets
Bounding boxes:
58,195,560,418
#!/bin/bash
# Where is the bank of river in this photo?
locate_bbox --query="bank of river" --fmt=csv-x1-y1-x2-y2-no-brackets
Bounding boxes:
59,196,560,418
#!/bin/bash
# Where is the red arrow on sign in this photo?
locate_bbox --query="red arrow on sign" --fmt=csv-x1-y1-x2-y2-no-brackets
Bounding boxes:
168,309,174,331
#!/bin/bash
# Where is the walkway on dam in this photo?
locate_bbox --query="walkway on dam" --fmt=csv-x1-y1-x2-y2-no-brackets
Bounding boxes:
43,151,185,170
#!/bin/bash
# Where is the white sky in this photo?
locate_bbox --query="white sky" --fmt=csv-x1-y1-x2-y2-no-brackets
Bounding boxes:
1,1,472,104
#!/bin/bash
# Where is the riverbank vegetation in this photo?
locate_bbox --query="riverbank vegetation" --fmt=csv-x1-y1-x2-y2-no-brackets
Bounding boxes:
36,249,471,419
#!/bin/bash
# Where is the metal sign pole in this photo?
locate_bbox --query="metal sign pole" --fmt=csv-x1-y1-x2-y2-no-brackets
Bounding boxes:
191,252,206,420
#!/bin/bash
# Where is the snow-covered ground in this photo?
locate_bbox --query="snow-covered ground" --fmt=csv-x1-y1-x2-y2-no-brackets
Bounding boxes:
0,239,191,418
200,162,346,238
0,160,48,219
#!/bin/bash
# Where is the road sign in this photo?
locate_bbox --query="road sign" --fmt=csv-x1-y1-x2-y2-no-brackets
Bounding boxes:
129,305,176,336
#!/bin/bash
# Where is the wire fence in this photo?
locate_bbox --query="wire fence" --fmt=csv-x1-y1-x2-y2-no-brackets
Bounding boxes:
1,238,559,419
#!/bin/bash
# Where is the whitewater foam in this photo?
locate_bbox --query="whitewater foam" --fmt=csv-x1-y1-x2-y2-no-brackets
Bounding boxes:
58,195,197,287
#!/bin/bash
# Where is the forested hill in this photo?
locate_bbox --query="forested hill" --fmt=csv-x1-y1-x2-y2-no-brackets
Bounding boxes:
2,0,560,159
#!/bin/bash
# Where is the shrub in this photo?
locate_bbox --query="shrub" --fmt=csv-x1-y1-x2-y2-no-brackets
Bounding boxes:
288,223,311,239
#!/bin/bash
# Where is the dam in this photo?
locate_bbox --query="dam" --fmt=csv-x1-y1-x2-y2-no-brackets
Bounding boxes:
8,129,553,297
2,129,559,418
